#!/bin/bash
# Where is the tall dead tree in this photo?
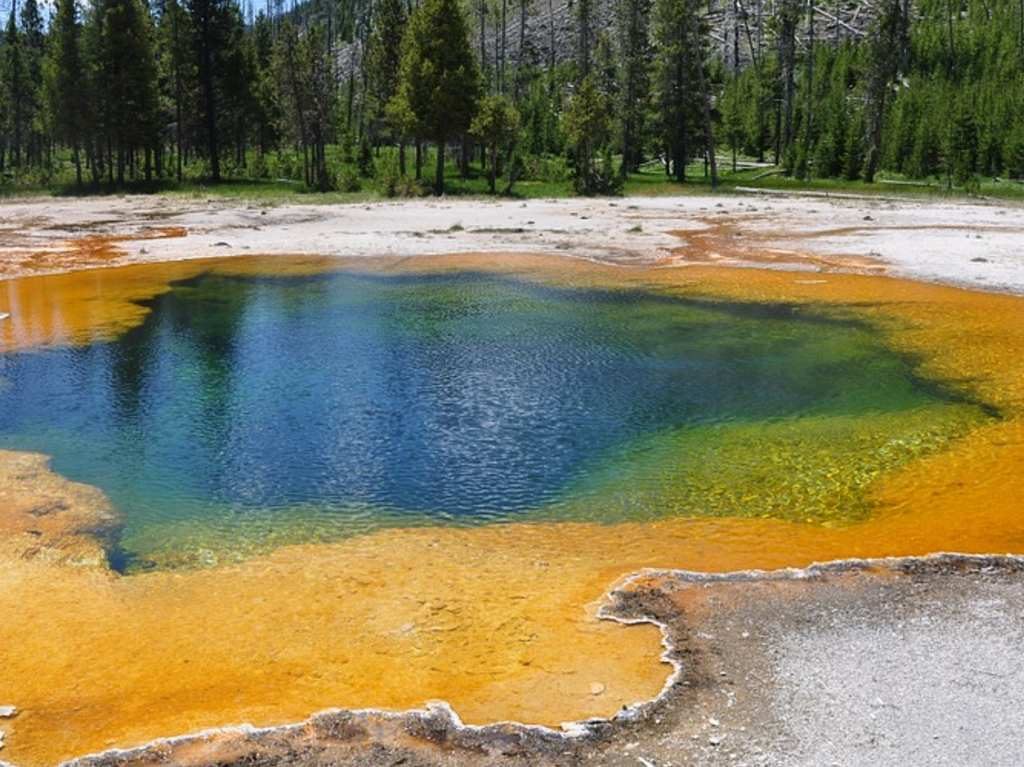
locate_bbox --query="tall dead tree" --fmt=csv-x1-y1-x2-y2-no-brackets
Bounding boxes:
514,0,530,99
776,0,799,163
476,0,488,89
801,0,814,177
863,0,909,181
500,0,508,91
548,0,556,71
691,6,717,188
728,0,740,70
577,0,593,77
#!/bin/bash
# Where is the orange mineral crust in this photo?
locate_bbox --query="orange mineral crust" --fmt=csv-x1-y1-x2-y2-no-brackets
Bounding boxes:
1,253,1023,766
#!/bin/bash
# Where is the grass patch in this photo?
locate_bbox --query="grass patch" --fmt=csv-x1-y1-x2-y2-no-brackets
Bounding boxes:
4,150,1023,204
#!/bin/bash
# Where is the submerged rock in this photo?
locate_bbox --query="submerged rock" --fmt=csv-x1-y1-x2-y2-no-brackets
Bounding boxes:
0,450,121,568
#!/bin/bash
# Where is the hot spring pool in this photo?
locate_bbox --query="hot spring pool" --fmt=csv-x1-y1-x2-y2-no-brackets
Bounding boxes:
0,267,994,571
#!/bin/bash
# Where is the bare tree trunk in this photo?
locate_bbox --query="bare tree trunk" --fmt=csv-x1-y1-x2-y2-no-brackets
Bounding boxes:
479,0,488,90
694,30,717,188
731,0,740,71
802,0,814,178
773,98,781,164
577,0,592,77
435,139,445,194
346,71,356,128
548,0,556,72
501,0,508,92
489,143,498,191
515,0,527,100
198,7,221,182
864,0,907,182
173,5,184,183
778,0,798,162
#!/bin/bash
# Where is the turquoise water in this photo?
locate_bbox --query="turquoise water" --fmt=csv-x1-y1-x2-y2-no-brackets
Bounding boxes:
0,269,993,570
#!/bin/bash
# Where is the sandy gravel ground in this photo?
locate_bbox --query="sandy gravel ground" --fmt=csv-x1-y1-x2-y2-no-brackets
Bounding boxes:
44,556,1024,767
1,192,1023,292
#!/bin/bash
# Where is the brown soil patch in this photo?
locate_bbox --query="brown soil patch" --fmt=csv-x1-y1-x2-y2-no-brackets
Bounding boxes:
664,216,1024,272
666,214,888,271
2,226,187,280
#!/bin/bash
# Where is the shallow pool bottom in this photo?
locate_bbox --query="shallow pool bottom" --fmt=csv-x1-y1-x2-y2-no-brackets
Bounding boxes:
1,254,1023,767
0,264,995,571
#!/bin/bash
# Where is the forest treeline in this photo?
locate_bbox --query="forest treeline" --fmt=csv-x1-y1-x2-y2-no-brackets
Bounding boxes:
1,0,1023,195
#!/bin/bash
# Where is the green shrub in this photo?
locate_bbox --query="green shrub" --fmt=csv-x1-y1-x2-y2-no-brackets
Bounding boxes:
336,165,362,192
251,153,270,179
524,154,571,183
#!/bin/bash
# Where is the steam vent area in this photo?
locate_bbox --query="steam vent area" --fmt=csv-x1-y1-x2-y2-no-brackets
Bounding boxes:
1,194,1024,767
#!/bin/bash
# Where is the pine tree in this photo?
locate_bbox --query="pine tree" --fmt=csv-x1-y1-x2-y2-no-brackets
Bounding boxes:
1005,119,1024,179
862,0,909,182
93,0,161,184
273,19,336,190
652,0,715,186
157,0,195,182
564,75,618,193
842,101,864,180
392,0,481,194
19,0,44,166
187,0,233,180
220,5,256,171
301,23,336,190
615,0,651,174
364,0,407,149
471,93,520,192
47,0,91,186
946,95,978,188
251,11,279,160
906,90,941,178
273,20,311,183
721,75,745,172
2,9,26,168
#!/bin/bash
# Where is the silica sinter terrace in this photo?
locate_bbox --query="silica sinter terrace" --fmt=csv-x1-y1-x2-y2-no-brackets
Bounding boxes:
0,269,993,570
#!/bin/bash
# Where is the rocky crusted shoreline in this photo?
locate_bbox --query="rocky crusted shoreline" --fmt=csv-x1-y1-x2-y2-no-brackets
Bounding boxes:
58,555,1024,767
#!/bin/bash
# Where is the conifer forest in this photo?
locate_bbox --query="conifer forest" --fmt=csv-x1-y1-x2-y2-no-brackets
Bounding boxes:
1,0,1022,195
